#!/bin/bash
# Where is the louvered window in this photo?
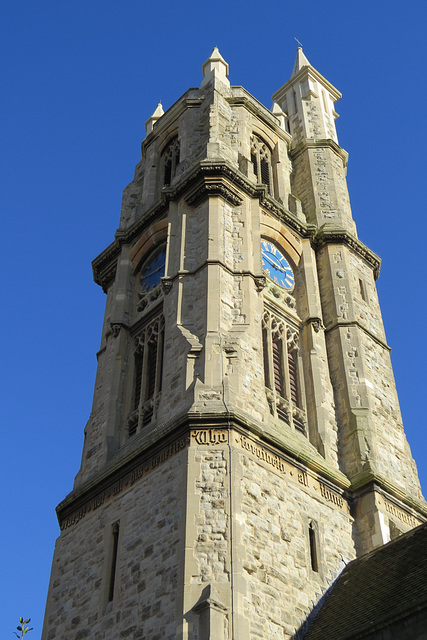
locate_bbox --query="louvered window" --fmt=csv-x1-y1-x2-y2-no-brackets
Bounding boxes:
163,137,180,186
251,135,272,194
129,312,165,436
272,337,284,396
133,351,143,411
262,309,306,434
288,348,299,406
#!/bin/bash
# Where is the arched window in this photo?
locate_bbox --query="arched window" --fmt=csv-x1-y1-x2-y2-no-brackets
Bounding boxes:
262,310,306,433
129,312,165,436
162,137,180,186
261,239,306,433
137,245,166,313
128,246,166,437
251,135,272,194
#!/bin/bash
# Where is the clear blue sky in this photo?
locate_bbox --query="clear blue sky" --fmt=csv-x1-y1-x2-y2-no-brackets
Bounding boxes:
2,0,426,636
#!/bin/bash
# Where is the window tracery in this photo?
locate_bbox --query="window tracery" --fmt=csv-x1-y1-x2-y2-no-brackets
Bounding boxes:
162,137,180,186
262,308,306,434
128,312,165,437
251,135,273,194
137,245,166,313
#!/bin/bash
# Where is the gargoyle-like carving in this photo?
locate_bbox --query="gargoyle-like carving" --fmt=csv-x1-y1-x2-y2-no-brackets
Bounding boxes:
111,323,121,338
308,317,324,333
161,277,173,295
254,276,266,291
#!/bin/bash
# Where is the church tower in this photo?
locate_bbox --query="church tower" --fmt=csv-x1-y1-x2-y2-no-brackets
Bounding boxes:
42,49,426,640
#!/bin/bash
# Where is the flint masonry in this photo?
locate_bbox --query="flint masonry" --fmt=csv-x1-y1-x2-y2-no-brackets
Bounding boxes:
42,48,427,640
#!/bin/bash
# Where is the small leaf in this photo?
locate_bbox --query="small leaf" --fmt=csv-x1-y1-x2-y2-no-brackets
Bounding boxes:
17,626,23,631
25,618,31,623
20,617,24,623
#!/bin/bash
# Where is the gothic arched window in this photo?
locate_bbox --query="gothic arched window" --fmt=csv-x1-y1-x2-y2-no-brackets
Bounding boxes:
128,246,166,437
262,310,305,432
251,135,273,194
128,312,165,436
137,245,166,313
162,137,180,186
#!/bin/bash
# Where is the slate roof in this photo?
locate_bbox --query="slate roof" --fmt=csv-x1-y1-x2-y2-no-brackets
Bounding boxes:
301,522,427,640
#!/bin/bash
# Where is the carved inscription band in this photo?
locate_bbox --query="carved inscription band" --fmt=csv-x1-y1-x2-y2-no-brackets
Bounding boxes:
59,427,350,531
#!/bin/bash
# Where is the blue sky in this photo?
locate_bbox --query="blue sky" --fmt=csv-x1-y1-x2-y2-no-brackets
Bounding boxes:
2,0,426,636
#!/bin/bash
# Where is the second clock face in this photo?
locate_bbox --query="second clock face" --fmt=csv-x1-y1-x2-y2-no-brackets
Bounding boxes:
261,240,294,289
140,248,166,291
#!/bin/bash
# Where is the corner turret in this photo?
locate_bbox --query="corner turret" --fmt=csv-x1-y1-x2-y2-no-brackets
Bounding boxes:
273,47,341,144
272,48,355,234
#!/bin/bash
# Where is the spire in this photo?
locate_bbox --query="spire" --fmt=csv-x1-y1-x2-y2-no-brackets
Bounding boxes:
145,102,164,135
201,46,230,87
291,47,311,76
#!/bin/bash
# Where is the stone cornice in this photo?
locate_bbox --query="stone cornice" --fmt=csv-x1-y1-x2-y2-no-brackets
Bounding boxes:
92,199,169,290
313,227,381,279
350,472,427,519
92,160,381,291
289,138,348,168
57,410,353,529
92,241,121,292
324,320,390,352
55,405,427,533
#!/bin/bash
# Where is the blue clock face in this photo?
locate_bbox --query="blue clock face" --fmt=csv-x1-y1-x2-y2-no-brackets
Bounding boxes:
140,248,166,291
261,240,294,289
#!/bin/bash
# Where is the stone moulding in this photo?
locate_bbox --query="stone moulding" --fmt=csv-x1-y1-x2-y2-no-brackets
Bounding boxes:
313,227,381,279
289,137,349,168
57,410,356,530
350,475,427,520
57,415,427,539
185,174,243,207
324,319,390,352
92,159,381,293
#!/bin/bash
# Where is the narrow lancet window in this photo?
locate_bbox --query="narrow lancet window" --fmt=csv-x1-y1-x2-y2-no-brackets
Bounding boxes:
309,521,319,573
108,522,120,602
359,278,367,302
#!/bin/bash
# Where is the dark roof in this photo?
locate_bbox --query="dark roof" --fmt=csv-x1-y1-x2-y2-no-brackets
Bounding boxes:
302,522,427,640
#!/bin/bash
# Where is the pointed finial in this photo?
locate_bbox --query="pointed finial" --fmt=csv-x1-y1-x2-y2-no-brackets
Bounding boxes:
145,102,164,135
291,45,311,76
201,47,230,87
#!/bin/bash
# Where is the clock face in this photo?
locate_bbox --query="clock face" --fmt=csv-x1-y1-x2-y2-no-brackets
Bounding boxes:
261,240,294,289
140,248,166,291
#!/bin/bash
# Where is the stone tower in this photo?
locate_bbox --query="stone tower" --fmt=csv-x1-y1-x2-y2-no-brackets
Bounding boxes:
42,48,426,640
